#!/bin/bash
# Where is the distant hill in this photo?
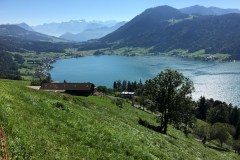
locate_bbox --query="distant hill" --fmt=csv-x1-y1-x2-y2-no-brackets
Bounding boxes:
16,22,35,32
0,24,67,42
32,20,122,37
101,5,240,57
60,22,126,42
180,5,240,15
0,25,77,53
0,35,78,53
102,6,188,43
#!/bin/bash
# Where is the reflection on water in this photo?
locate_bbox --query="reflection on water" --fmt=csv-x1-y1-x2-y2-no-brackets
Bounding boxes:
49,55,240,106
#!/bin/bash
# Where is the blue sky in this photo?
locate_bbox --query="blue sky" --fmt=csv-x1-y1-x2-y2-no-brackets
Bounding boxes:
1,0,240,25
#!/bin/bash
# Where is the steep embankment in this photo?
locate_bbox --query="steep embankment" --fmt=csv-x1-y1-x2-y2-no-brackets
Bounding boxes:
0,79,239,159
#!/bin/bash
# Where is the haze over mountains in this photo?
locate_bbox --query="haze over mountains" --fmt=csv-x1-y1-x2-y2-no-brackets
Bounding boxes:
23,20,126,42
32,20,112,36
59,22,125,42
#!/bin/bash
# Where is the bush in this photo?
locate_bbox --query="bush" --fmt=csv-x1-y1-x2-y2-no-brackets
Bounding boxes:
210,123,234,147
30,79,42,86
116,99,124,108
52,101,68,111
194,123,210,139
233,140,240,154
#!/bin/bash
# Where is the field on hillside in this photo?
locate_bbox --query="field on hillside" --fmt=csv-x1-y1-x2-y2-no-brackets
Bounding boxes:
0,79,239,159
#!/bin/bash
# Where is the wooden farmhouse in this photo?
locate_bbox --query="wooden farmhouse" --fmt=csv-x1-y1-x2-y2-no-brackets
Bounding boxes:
40,83,95,96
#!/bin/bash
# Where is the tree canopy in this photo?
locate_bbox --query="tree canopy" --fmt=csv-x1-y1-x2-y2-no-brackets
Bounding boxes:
144,69,195,134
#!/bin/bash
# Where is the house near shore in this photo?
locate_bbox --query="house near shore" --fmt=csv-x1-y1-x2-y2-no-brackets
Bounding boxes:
40,83,95,96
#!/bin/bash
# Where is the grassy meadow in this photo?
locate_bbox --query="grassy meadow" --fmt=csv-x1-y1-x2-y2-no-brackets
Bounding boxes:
0,79,239,159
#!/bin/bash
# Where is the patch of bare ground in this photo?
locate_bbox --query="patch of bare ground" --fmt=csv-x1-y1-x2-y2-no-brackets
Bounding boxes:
0,125,10,160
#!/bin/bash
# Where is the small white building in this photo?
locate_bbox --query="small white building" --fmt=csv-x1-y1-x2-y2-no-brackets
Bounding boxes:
120,92,135,99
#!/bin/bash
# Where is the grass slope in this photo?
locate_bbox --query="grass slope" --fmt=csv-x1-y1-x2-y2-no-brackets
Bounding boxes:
0,79,239,159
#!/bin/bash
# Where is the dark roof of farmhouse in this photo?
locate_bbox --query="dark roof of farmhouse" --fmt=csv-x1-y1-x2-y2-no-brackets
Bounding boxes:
40,83,95,91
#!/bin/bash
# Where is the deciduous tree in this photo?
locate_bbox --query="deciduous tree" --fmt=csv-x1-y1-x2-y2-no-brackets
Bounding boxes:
144,69,194,134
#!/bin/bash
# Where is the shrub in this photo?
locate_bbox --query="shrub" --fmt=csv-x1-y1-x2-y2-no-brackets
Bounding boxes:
52,101,68,111
233,140,240,154
194,123,210,139
115,99,124,108
30,79,42,86
210,123,234,147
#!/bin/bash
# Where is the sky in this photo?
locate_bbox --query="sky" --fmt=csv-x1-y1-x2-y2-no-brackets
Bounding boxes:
1,0,240,26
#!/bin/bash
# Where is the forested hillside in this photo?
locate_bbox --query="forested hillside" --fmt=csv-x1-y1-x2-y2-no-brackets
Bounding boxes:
0,52,21,79
101,6,240,58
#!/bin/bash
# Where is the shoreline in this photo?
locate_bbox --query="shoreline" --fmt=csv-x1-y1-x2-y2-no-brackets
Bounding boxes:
29,50,237,81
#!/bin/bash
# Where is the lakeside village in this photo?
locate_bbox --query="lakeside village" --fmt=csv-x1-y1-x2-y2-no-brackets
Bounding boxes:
32,53,83,78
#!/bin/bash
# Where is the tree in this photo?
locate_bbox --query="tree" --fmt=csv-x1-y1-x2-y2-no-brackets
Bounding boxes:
133,81,137,91
196,96,208,120
194,123,210,140
40,74,52,86
122,80,127,91
139,79,143,87
234,122,240,139
229,106,239,126
93,50,104,55
210,123,234,147
127,81,132,92
116,80,122,91
113,81,117,90
233,140,240,154
13,54,25,64
97,86,108,94
207,103,229,124
180,99,197,136
0,51,21,80
144,69,194,134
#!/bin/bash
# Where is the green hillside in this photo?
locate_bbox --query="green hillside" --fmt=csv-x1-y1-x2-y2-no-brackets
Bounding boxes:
0,79,239,159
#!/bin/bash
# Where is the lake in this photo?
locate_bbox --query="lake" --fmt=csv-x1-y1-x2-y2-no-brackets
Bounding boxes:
49,55,240,106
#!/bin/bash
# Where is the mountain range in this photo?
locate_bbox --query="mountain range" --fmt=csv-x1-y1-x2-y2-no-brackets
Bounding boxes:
31,20,123,36
100,5,240,57
1,5,240,57
0,24,66,42
59,22,125,42
11,5,240,43
16,23,35,32
0,24,77,53
180,5,240,15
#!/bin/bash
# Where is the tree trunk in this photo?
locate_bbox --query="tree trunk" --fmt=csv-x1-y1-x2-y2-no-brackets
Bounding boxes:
160,115,164,129
163,115,169,134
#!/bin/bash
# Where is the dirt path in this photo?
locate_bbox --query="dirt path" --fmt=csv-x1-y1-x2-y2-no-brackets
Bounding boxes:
0,125,10,160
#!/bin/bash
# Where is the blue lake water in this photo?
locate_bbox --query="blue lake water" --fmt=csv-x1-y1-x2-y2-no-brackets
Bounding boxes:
49,55,240,106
